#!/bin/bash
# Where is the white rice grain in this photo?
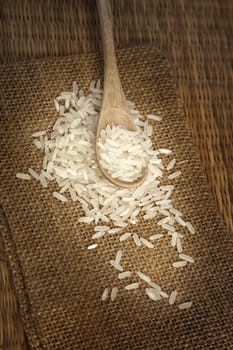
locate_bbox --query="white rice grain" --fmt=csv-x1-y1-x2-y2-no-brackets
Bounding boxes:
16,173,31,180
115,249,123,264
40,174,47,188
149,233,164,240
172,261,188,268
179,253,194,263
125,283,140,290
186,221,195,234
145,288,161,301
92,231,105,239
147,114,162,122
171,232,178,247
32,130,46,137
158,148,172,155
119,232,132,241
33,139,42,149
169,208,183,217
78,217,94,223
133,233,142,247
118,271,131,279
176,238,183,253
147,281,161,291
101,287,109,301
94,226,109,232
168,171,182,180
140,237,154,249
108,228,121,234
136,271,151,283
109,260,123,272
178,301,193,310
162,223,176,232
169,290,177,305
159,290,169,298
54,99,60,112
53,191,68,202
167,158,176,171
28,168,40,180
111,287,118,301
87,243,98,250
175,215,186,227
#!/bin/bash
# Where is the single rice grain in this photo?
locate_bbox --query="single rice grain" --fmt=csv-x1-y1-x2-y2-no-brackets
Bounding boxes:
125,283,140,290
169,290,177,305
178,301,193,310
111,287,118,301
101,288,109,301
16,173,31,180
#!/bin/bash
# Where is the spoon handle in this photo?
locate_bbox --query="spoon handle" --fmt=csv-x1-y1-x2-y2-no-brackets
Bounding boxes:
97,0,127,111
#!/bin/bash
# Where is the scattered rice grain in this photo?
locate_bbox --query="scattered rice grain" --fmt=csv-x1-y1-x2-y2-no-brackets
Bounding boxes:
178,301,193,310
169,290,177,305
101,288,109,301
118,271,131,279
16,173,31,180
172,261,187,268
111,287,118,301
125,283,140,290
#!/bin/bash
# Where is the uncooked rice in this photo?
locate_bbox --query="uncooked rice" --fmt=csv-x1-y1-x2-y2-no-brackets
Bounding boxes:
136,271,151,283
169,290,177,305
87,243,98,250
176,238,183,253
159,290,169,298
178,301,193,310
101,287,109,301
109,260,123,272
145,288,161,301
119,232,132,241
166,158,176,171
186,221,195,234
172,261,188,268
111,287,118,301
115,249,122,264
92,231,105,239
94,226,110,232
52,191,68,202
125,283,140,290
140,237,154,249
168,170,182,180
132,232,142,247
16,79,196,310
146,114,162,122
28,168,40,180
16,173,31,180
98,124,148,182
147,281,161,291
179,253,194,263
149,233,164,240
118,271,131,279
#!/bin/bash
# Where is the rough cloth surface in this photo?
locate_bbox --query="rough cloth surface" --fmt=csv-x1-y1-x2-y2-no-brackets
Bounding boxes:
0,46,232,350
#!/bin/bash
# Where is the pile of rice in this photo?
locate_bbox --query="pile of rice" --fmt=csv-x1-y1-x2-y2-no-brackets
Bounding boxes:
16,80,195,309
98,124,148,182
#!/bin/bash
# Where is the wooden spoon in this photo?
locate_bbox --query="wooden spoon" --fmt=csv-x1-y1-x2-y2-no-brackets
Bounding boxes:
96,0,148,188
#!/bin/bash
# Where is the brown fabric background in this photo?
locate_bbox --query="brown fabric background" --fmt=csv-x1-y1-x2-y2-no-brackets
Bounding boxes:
0,46,233,350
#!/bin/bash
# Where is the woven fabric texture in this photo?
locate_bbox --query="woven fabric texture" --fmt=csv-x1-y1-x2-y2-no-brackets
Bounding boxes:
0,46,233,350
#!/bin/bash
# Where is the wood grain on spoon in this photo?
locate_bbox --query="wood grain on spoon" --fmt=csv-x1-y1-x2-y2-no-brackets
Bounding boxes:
96,0,148,188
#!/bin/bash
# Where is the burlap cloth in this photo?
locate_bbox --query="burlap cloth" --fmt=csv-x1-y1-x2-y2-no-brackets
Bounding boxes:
0,46,232,349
